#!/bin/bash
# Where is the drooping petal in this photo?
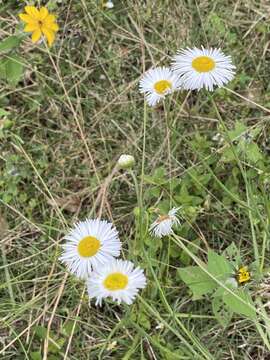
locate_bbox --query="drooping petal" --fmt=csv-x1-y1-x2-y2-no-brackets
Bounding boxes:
24,6,40,20
42,27,55,47
24,23,39,32
31,29,42,43
39,7,49,20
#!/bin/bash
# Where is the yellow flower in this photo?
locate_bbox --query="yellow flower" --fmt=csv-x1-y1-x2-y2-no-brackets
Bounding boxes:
19,6,59,47
237,266,250,284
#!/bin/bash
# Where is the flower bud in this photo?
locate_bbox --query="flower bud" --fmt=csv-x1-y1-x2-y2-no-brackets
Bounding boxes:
117,154,135,170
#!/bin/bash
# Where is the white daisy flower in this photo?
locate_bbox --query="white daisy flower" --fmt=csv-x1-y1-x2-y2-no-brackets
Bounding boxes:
59,219,121,279
87,259,146,306
139,67,182,107
117,154,135,169
171,47,235,91
149,207,180,238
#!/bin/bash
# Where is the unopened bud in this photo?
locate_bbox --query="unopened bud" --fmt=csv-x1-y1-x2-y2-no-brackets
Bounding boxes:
117,154,135,170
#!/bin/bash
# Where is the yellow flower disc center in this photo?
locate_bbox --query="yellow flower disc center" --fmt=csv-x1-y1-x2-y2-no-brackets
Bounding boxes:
78,236,101,257
103,272,128,291
154,80,172,95
192,56,215,73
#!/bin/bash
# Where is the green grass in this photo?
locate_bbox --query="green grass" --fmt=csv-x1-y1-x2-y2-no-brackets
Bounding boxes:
1,0,270,359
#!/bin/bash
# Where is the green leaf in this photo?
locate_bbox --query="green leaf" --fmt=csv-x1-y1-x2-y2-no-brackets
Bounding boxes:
227,121,246,141
212,296,233,328
180,238,200,266
242,142,264,163
34,325,47,339
143,167,167,186
207,250,233,282
48,356,60,360
138,312,151,330
223,288,256,319
222,242,241,267
178,265,217,299
48,337,65,353
213,277,238,298
62,320,78,337
0,36,22,53
5,55,24,85
0,108,10,117
208,14,226,35
30,352,42,360
221,146,237,163
175,184,202,206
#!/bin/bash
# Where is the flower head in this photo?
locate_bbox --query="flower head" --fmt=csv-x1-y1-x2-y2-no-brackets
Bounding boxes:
59,219,121,279
139,67,182,107
237,266,250,284
19,6,59,47
149,207,180,238
171,47,235,91
87,259,146,305
117,154,135,169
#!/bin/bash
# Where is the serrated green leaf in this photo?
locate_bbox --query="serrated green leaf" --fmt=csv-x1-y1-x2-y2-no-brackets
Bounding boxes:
223,288,256,319
178,265,217,299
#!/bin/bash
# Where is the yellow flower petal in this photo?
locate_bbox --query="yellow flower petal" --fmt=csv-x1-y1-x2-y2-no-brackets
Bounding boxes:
39,7,49,20
25,6,40,19
31,29,42,43
19,13,36,23
42,27,55,47
46,22,59,32
24,23,39,32
43,14,56,24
